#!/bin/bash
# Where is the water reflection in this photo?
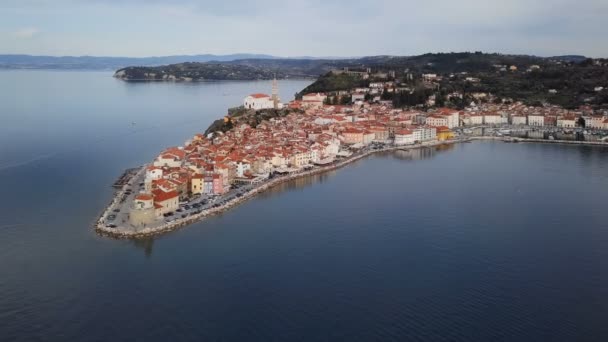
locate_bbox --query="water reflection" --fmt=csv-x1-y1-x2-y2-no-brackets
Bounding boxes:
128,144,461,256
130,237,155,258
259,171,338,199
391,144,454,161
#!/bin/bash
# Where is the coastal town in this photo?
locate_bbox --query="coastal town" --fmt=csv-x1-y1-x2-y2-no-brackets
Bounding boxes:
96,78,608,238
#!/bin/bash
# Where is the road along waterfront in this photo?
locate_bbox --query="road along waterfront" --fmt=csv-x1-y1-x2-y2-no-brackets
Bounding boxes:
95,140,459,239
95,136,608,239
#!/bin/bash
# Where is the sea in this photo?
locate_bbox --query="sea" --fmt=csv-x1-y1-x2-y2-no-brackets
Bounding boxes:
1,70,608,341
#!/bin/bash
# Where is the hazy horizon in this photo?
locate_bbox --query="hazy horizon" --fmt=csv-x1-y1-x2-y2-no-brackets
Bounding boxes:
0,51,597,59
1,0,607,58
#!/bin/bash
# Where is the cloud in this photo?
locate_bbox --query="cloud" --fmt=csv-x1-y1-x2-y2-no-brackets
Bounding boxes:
12,27,40,39
0,0,606,57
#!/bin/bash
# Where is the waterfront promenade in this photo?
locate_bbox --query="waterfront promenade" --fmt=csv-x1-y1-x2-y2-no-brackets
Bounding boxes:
95,136,608,239
95,140,456,238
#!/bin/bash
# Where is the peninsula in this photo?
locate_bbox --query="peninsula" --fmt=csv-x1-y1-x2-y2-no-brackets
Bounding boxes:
97,63,608,239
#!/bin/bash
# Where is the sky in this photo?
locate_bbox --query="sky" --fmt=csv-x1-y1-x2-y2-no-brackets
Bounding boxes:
1,0,607,58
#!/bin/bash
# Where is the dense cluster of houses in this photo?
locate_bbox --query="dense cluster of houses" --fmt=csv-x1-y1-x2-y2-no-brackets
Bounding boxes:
461,102,608,129
128,84,608,227
128,99,462,226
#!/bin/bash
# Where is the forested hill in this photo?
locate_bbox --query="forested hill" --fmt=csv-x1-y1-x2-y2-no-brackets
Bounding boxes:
114,52,601,81
113,57,356,81
114,62,290,81
297,53,608,109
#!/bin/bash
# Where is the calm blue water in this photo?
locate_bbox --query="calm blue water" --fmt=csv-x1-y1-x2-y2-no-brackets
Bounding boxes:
1,71,608,341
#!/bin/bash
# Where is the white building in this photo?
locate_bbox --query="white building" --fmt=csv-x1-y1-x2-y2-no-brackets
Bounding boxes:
444,111,460,128
585,116,606,129
484,114,502,125
394,129,415,145
153,150,184,168
369,82,385,88
511,115,527,125
463,114,484,126
422,74,438,82
363,131,375,145
351,93,365,103
244,93,274,110
412,127,437,142
425,115,449,127
528,115,545,127
557,117,576,128
236,161,251,177
302,93,327,109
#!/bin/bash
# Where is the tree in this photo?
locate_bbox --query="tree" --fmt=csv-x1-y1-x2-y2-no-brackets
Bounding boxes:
381,89,393,100
435,92,446,107
577,117,586,128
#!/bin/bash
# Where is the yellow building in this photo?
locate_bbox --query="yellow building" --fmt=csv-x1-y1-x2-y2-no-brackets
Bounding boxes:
191,174,204,195
436,126,455,141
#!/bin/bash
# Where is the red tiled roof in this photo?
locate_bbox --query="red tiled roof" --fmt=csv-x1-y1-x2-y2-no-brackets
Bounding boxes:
249,93,270,99
135,194,153,201
436,126,451,132
152,189,179,203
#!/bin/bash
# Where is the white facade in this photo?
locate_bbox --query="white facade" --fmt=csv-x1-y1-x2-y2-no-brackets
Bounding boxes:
425,116,448,127
484,115,502,125
236,162,251,177
351,93,365,102
557,118,576,128
426,112,459,129
154,154,182,168
412,127,437,142
467,115,484,126
290,150,312,168
528,115,545,126
302,93,327,109
145,168,163,181
511,115,527,125
445,112,460,129
244,94,274,110
585,116,606,129
363,132,375,145
394,130,415,145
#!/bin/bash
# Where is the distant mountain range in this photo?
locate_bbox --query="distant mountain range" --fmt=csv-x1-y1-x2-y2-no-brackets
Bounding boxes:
0,53,590,71
0,54,284,70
